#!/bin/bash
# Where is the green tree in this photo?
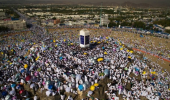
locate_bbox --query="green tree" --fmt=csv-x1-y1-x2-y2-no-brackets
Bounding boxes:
165,30,170,34
108,21,117,27
52,17,56,20
133,21,146,29
0,26,10,32
145,24,153,30
153,19,170,27
95,20,99,23
121,22,132,26
60,18,65,23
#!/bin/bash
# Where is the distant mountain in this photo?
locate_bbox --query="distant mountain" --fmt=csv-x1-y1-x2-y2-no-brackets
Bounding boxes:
78,1,120,6
121,1,136,7
78,1,152,7
137,3,152,8
121,1,152,8
0,0,169,8
1,0,73,4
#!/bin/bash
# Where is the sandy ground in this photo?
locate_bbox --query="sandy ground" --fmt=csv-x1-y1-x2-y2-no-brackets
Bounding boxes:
109,31,170,73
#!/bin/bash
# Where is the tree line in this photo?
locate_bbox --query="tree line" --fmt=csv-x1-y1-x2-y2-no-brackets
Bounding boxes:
108,20,153,30
153,19,170,27
0,26,10,32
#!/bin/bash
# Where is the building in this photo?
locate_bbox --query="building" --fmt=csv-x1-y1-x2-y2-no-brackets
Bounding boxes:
0,12,6,20
54,19,60,25
0,20,26,30
165,26,170,30
100,15,110,26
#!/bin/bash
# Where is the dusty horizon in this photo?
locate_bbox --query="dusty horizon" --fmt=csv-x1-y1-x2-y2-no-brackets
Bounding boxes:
0,0,170,7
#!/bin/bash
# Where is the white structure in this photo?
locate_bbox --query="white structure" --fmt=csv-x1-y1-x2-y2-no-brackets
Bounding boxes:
0,20,26,30
80,29,90,48
0,12,6,19
119,25,121,28
101,15,110,26
65,21,73,26
165,26,170,30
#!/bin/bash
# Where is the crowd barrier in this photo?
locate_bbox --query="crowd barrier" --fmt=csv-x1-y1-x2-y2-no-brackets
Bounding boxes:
132,48,170,63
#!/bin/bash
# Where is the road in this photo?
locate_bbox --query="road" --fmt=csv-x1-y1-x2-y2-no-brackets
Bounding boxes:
12,7,46,34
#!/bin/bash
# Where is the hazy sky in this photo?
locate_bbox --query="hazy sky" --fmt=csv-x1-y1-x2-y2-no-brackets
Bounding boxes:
1,0,170,6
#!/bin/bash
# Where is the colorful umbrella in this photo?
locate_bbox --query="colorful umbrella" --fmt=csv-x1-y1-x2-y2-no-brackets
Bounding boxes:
48,85,53,90
143,71,146,75
78,85,84,91
49,48,52,50
94,83,99,87
21,69,25,73
36,56,39,61
104,52,107,55
37,68,41,72
151,71,156,75
11,84,16,88
25,75,31,81
124,67,128,71
59,56,63,60
90,85,95,91
135,67,139,71
130,51,133,53
104,69,109,76
24,64,28,69
97,58,104,62
16,85,21,89
19,90,24,94
42,81,45,85
99,73,104,76
2,91,8,96
34,72,39,76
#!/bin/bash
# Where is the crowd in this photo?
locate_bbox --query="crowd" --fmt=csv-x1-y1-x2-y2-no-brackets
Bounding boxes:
0,26,170,100
110,30,170,60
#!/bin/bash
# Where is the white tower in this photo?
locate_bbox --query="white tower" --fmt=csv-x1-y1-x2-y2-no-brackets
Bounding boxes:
80,29,90,48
